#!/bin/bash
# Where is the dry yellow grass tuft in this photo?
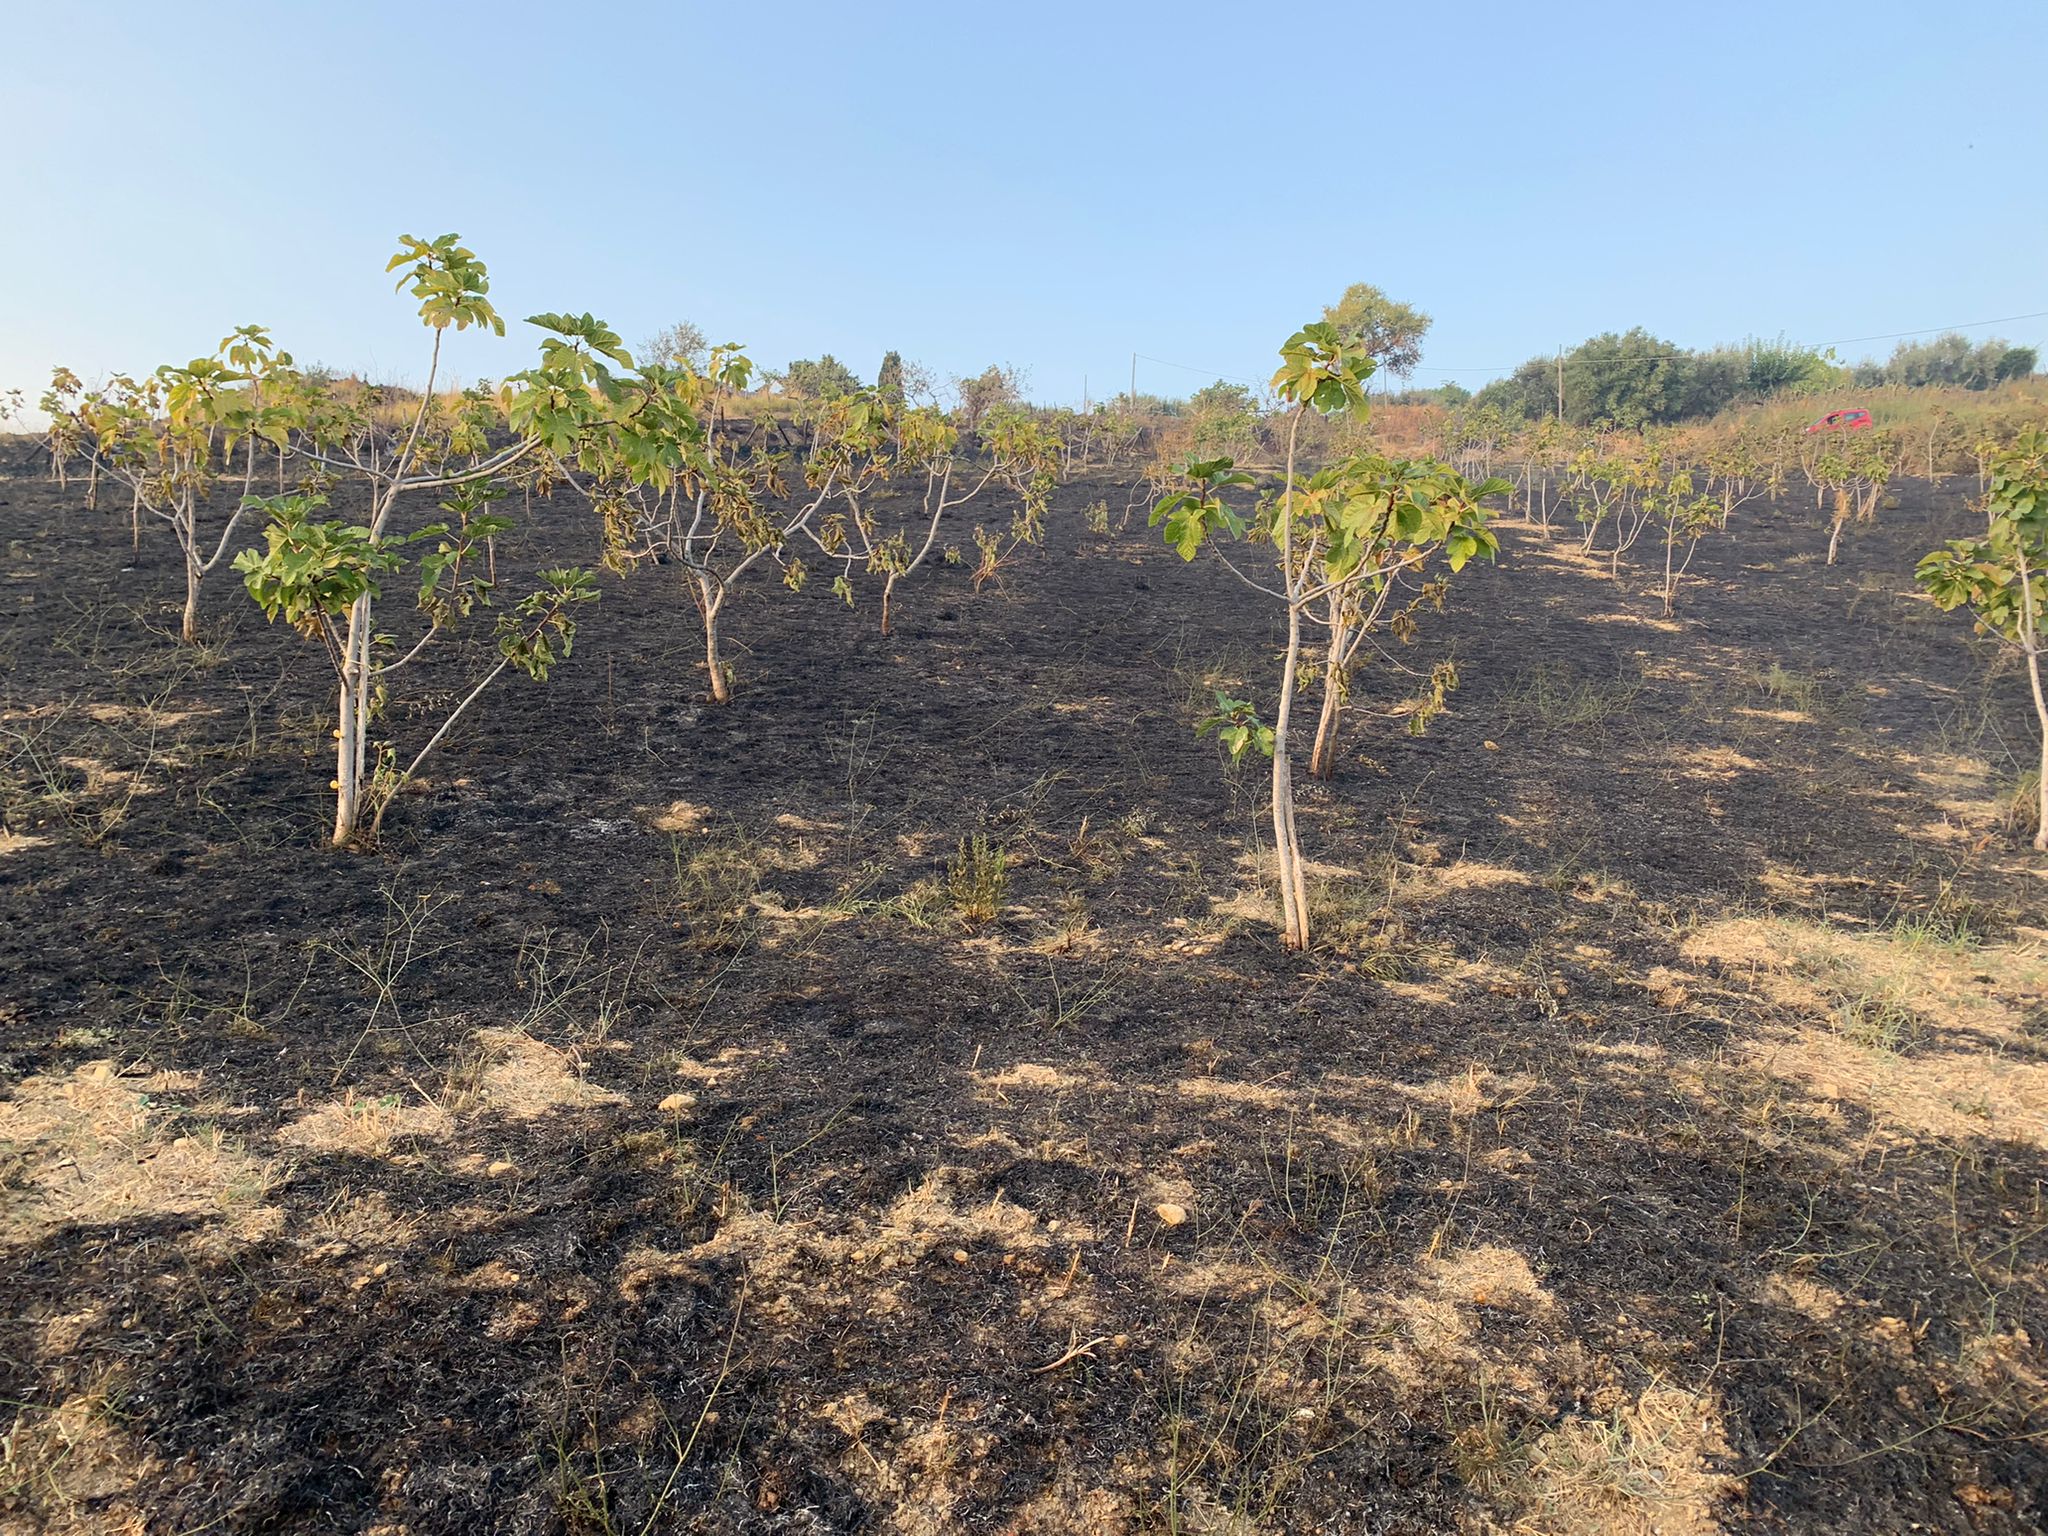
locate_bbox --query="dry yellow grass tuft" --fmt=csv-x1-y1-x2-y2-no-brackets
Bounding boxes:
1683,915,2048,1146
1498,1384,1733,1536
0,1061,278,1249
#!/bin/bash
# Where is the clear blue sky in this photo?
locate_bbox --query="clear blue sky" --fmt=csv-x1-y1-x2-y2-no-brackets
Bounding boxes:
3,0,2042,411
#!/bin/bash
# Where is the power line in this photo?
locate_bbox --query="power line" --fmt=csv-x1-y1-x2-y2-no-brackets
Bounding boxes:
1818,309,2048,346
1131,352,1263,387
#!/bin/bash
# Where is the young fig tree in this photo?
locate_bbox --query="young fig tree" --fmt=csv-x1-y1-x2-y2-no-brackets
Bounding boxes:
39,368,84,487
1651,468,1719,616
1916,427,2048,850
1152,322,1499,949
1299,455,1504,778
237,235,600,842
802,398,1059,634
236,490,596,840
541,332,840,703
82,355,261,642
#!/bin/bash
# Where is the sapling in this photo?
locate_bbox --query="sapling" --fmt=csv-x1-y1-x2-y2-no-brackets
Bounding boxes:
1600,441,1658,579
39,368,83,486
966,411,1063,593
1651,469,1718,615
278,239,513,836
236,490,596,839
213,325,297,496
1300,455,1504,778
1816,450,1853,565
1921,407,1960,484
544,332,842,703
1822,434,1895,565
803,399,1059,633
1917,427,2048,850
1568,443,1619,556
82,354,265,642
1152,322,1499,949
237,235,601,841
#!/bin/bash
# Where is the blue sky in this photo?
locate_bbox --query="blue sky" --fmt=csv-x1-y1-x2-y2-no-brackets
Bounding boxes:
3,0,2042,411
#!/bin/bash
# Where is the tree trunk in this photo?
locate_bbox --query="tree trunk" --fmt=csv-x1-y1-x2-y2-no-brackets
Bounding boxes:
2023,578,2048,853
181,549,202,643
1308,679,1344,781
1272,413,1310,949
1271,618,1308,949
332,599,370,845
704,593,731,704
1826,518,1844,566
2035,710,2047,854
1309,622,1347,780
880,577,896,637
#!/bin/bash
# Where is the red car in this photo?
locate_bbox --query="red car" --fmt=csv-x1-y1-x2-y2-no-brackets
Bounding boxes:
1804,408,1873,434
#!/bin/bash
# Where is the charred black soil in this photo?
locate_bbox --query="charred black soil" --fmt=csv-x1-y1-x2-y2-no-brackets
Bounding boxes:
2,462,2044,1535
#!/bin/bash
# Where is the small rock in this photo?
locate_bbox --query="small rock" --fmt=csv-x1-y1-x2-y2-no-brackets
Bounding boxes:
487,1160,517,1179
658,1092,697,1115
1155,1202,1188,1227
951,1249,970,1265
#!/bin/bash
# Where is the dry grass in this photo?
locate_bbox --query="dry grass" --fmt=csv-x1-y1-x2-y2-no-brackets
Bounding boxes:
0,1061,278,1250
1682,913,2048,1145
1495,1384,1733,1536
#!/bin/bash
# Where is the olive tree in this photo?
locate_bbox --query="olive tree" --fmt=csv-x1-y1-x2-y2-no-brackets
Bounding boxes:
954,364,1024,433
641,319,710,371
781,356,862,401
1322,282,1431,380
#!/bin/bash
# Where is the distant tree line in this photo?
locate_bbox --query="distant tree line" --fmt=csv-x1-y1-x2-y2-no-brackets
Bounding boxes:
1850,334,2037,392
1472,330,2039,428
641,294,2037,433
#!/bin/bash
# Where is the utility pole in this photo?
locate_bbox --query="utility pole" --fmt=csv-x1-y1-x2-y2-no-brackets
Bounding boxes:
1555,346,1564,425
1130,352,1137,414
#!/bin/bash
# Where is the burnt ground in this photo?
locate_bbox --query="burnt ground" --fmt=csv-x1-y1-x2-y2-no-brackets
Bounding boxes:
1,457,2044,1535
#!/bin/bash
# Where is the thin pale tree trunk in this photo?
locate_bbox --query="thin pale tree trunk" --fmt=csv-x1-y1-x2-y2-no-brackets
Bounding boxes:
332,598,369,844
1309,613,1348,780
181,546,202,643
699,576,730,704
1272,409,1310,949
2019,551,2048,852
